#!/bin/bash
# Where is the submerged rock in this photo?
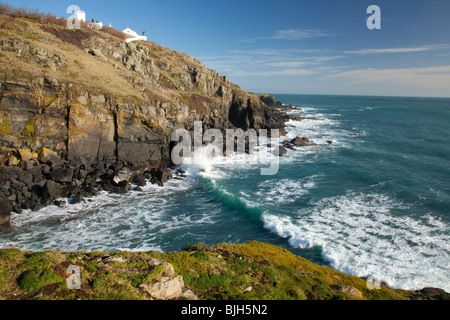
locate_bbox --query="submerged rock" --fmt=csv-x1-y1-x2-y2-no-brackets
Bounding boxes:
290,137,312,146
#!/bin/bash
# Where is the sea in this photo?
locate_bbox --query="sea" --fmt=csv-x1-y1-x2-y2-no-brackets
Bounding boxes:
1,94,449,292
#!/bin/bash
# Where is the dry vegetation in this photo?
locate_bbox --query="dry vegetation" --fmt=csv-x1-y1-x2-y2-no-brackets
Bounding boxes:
0,10,142,97
0,3,67,26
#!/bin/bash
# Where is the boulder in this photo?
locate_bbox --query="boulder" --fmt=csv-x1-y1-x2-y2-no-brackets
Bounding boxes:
133,174,147,187
290,137,312,147
331,285,363,298
140,275,185,300
116,180,131,193
181,289,199,300
0,195,12,227
42,180,62,200
38,148,60,164
18,148,38,162
419,287,447,297
88,48,107,61
70,194,83,204
113,165,148,185
147,257,165,267
276,146,287,157
112,167,135,185
7,156,20,167
21,159,35,170
154,168,173,185
47,167,73,184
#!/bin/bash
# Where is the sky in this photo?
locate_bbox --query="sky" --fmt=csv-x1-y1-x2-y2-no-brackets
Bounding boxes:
3,0,450,97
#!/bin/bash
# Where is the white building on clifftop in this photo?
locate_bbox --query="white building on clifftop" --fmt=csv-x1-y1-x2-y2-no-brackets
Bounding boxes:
74,10,86,23
122,28,148,43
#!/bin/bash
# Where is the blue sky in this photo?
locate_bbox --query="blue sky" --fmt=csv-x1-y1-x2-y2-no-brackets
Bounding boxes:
4,0,450,97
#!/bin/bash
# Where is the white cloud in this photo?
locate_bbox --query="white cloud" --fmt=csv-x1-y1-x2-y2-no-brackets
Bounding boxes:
271,29,329,40
344,44,449,55
232,69,317,77
241,29,330,43
326,65,450,90
199,48,344,78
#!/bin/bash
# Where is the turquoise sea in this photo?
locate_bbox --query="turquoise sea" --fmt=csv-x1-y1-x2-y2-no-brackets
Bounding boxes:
1,94,449,291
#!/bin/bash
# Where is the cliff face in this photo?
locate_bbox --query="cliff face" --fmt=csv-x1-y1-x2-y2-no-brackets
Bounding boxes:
0,15,284,168
0,14,285,221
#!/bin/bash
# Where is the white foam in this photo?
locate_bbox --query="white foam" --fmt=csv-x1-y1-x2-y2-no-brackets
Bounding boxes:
261,191,450,292
179,144,284,181
0,175,217,252
254,176,318,204
282,107,356,149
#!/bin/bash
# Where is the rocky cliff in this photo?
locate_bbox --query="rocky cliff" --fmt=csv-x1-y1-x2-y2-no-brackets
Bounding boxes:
0,13,285,224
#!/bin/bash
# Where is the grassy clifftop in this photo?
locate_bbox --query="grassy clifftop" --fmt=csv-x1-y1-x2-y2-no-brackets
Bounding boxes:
0,241,446,301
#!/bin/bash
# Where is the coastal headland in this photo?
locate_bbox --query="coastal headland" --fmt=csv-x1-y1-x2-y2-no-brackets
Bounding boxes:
0,7,448,300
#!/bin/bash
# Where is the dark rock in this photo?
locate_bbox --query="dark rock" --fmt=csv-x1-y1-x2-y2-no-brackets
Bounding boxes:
134,186,143,192
143,171,152,179
55,200,66,207
78,169,88,179
41,164,51,175
0,186,10,197
101,180,115,192
47,158,63,168
133,175,147,187
64,185,80,197
70,194,83,205
276,146,287,157
110,162,124,172
0,194,13,227
20,200,31,210
89,168,104,181
0,167,21,182
47,167,74,184
419,287,447,297
84,186,98,197
258,95,283,108
42,180,63,200
116,180,131,193
21,159,36,170
17,172,33,186
32,202,44,211
157,168,173,184
12,204,22,214
290,137,312,147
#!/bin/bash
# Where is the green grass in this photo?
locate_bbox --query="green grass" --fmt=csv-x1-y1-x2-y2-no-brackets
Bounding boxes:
0,242,446,300
18,268,62,292
0,119,12,135
17,17,38,24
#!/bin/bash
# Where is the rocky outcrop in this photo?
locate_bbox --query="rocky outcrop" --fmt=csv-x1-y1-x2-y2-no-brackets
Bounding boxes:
0,14,287,215
258,94,283,108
